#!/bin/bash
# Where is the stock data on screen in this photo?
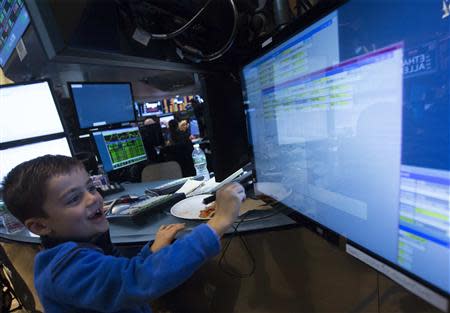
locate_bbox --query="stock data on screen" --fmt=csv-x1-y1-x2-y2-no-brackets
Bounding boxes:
242,0,449,293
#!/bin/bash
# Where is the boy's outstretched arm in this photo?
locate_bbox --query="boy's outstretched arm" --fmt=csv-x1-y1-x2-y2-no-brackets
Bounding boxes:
207,183,246,237
147,182,245,254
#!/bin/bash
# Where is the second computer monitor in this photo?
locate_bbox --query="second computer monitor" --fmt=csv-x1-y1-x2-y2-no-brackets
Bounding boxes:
68,82,136,129
92,127,147,172
0,137,72,184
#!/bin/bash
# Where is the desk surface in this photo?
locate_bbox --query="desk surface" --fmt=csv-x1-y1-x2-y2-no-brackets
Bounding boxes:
0,180,296,245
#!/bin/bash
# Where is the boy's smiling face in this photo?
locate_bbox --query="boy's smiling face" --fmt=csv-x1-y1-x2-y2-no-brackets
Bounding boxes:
39,167,108,239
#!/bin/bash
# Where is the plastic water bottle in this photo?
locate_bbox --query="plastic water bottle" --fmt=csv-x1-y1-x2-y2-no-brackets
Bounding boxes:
192,144,210,181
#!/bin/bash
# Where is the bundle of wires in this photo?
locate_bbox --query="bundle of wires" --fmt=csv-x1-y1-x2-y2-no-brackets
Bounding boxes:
116,0,239,62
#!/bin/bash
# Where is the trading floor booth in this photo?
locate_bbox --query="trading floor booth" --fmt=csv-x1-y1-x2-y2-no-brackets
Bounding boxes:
0,0,449,312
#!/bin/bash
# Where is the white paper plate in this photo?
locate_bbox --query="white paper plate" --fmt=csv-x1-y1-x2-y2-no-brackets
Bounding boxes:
170,194,214,220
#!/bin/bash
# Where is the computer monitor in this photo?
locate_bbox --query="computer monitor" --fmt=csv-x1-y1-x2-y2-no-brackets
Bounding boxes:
241,0,449,308
0,137,72,184
0,0,30,68
92,127,147,172
190,119,200,137
159,114,174,128
68,82,136,129
142,101,163,117
0,80,65,144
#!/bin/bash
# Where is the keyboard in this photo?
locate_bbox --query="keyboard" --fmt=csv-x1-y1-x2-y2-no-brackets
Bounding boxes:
149,175,204,195
107,193,186,223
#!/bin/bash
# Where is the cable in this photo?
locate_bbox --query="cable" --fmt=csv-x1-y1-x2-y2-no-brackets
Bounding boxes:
217,200,290,278
377,272,381,313
147,0,214,40
174,0,239,62
118,0,238,62
235,200,291,223
218,219,256,278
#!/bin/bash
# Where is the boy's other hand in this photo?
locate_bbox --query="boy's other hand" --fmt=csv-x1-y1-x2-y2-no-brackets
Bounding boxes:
150,223,185,253
207,183,246,237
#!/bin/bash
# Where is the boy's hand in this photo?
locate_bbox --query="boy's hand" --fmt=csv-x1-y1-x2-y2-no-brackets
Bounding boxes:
207,183,246,237
150,223,185,253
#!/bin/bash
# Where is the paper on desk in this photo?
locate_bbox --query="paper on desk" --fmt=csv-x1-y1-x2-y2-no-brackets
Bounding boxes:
190,177,220,196
176,179,204,194
179,177,220,196
178,168,245,196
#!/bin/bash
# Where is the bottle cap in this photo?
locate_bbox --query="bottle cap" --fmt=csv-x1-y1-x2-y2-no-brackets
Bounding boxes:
194,144,200,149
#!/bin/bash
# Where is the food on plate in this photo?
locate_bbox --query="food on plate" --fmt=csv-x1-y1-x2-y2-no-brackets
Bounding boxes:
199,202,216,218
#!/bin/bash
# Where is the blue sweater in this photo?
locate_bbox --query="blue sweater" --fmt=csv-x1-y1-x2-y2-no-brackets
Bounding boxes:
34,224,220,313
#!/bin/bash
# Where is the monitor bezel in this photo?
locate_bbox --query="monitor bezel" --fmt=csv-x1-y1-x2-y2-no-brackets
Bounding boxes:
239,0,450,301
67,81,137,131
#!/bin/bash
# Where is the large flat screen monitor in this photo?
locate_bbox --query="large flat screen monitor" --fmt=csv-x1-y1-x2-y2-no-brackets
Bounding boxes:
0,137,72,184
92,127,147,172
241,0,449,307
68,82,136,129
0,0,30,68
0,80,65,143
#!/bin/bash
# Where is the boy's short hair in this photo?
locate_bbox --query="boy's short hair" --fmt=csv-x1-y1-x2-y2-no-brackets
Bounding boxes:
2,155,85,224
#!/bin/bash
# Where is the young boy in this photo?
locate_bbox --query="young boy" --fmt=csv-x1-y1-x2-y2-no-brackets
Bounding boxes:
2,155,245,313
